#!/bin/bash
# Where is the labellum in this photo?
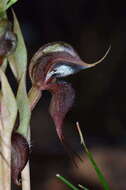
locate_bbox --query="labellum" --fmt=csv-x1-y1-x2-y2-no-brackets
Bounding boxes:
11,132,29,186
0,19,17,63
49,81,75,141
29,41,110,161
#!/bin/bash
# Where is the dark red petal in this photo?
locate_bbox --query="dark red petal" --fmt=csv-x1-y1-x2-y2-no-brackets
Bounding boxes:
11,133,29,186
49,81,75,141
49,81,81,164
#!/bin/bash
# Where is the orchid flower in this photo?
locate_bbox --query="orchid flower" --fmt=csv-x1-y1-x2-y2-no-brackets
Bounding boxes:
29,42,110,159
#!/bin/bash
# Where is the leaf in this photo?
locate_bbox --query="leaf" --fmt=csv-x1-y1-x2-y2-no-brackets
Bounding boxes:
16,73,31,137
78,184,89,190
76,122,111,190
7,11,30,137
8,11,27,81
6,0,18,10
56,174,79,190
0,0,6,14
56,174,90,190
0,68,17,135
0,58,8,72
0,0,16,17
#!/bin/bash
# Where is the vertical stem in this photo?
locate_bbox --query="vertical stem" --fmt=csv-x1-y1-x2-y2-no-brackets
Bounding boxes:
0,118,11,190
0,144,4,189
0,118,4,189
1,137,11,190
21,162,31,190
28,86,41,111
21,129,31,190
0,132,11,190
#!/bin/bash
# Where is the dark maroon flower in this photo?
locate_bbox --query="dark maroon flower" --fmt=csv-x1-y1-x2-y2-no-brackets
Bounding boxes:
29,42,110,159
11,133,29,186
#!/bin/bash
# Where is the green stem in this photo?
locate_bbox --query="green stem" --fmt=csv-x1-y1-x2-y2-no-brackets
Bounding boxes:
56,174,79,190
21,129,31,190
28,86,42,111
0,119,11,190
78,184,89,190
76,122,111,190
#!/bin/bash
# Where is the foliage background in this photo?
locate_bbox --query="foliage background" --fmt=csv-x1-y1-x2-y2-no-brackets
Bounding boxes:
12,0,126,189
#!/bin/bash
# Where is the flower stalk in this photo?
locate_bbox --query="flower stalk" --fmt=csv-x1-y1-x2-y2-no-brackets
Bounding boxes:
21,129,31,190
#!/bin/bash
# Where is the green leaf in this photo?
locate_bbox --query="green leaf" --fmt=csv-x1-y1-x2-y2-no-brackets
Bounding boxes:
0,0,17,15
8,10,27,81
1,58,8,72
56,174,89,190
7,11,31,137
0,68,17,136
0,0,6,13
76,122,111,190
56,174,79,190
6,0,18,10
16,73,31,137
78,184,89,190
